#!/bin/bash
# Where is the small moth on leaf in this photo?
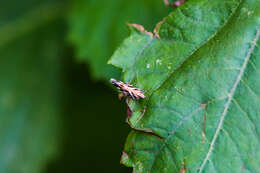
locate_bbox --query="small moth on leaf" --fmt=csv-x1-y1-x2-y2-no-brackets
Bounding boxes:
110,78,146,100
110,78,146,122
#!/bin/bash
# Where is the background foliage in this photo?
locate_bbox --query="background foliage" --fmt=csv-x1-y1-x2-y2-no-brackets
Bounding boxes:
1,0,259,172
0,0,171,173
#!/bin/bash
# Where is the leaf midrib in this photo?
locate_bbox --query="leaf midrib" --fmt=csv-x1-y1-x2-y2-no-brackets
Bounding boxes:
198,27,260,173
148,0,243,98
129,0,243,129
131,0,243,129
129,0,246,171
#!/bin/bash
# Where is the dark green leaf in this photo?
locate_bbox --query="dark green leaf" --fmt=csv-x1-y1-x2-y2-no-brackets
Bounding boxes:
110,0,260,172
0,1,66,172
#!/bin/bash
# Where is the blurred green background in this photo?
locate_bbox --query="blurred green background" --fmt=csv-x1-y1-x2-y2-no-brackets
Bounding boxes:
0,0,171,172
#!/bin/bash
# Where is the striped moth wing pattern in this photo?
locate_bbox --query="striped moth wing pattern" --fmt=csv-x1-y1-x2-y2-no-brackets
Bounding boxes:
110,78,145,100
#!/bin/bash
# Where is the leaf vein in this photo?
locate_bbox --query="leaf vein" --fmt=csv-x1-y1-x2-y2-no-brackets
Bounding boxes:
222,128,255,172
149,106,204,171
232,98,260,141
241,79,260,99
198,27,260,173
208,159,218,173
146,0,243,102
131,36,154,82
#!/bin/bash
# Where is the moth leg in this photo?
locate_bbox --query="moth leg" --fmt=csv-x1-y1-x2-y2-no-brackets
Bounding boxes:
126,96,129,105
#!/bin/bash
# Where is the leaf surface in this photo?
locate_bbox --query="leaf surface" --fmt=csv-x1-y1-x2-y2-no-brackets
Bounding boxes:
110,0,260,172
67,0,171,80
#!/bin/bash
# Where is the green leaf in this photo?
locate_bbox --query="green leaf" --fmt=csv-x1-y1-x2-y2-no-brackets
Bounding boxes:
67,0,171,80
110,0,260,172
0,2,66,172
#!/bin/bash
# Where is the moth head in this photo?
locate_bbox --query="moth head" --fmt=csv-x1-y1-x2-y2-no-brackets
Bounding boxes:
110,78,119,87
110,78,116,83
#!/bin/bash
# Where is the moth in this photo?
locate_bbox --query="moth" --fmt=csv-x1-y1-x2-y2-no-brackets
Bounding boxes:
110,78,146,100
110,78,146,122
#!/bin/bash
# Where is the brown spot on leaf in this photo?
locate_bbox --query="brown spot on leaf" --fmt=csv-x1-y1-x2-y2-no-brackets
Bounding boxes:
180,161,186,173
241,165,245,171
153,21,163,38
201,104,207,142
187,128,191,135
174,0,185,7
164,0,186,7
127,23,153,37
202,113,206,138
201,103,207,109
